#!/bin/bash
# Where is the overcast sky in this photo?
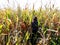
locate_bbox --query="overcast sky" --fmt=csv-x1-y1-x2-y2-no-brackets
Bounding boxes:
0,0,60,10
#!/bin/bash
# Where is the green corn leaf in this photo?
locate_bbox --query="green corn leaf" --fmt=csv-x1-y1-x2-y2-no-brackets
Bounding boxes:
0,24,3,29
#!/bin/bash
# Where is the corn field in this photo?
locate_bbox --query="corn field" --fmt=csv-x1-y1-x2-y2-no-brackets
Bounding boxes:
0,2,60,45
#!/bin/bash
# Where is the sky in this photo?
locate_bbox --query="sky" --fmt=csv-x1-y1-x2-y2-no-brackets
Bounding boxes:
0,0,60,10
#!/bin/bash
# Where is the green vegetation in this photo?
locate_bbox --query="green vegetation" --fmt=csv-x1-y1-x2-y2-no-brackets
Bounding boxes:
0,4,60,45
